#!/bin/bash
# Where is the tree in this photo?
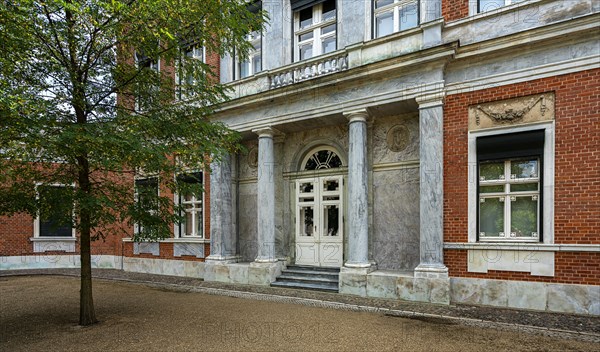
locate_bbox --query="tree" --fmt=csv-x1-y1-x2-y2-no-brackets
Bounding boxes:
0,0,265,326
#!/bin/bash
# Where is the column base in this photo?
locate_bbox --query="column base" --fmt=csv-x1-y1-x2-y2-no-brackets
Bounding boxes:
205,255,240,264
414,263,449,279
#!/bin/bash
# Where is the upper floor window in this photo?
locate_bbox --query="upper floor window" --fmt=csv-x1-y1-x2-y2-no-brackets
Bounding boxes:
177,43,204,99
478,0,526,13
236,31,262,79
293,0,337,61
134,46,159,112
374,0,419,38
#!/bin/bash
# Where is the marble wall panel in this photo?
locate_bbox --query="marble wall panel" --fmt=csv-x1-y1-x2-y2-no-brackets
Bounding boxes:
238,183,258,262
372,168,420,270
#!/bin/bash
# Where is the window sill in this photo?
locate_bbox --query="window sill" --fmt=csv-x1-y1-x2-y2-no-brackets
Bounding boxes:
30,237,76,253
444,242,600,252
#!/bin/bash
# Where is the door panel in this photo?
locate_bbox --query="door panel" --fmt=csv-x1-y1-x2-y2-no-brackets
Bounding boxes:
295,176,343,267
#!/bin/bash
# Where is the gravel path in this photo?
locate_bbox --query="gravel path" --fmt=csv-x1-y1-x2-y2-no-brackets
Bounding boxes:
1,268,598,348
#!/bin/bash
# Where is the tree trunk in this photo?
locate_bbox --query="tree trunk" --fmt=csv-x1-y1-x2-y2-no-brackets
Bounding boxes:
79,219,97,326
78,159,97,326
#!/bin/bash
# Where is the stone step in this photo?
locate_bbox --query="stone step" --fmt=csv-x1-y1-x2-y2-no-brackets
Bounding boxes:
286,265,340,273
282,269,340,278
277,274,339,284
270,280,339,293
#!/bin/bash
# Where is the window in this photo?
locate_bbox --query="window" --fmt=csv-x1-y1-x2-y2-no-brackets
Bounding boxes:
236,31,262,79
293,0,337,61
35,185,74,238
177,44,204,99
134,47,160,112
134,177,159,235
477,130,544,242
374,0,419,38
478,0,526,13
175,172,204,238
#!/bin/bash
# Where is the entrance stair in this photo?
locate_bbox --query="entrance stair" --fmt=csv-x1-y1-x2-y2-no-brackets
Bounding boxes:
271,265,340,292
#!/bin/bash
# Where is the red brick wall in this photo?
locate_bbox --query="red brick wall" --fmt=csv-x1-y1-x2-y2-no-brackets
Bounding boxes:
442,0,469,22
443,68,600,284
445,250,600,285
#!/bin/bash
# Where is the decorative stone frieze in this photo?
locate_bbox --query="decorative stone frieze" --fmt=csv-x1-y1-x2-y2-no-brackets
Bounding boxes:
469,93,555,131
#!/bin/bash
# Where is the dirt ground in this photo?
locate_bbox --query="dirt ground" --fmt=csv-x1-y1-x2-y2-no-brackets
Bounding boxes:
0,276,597,352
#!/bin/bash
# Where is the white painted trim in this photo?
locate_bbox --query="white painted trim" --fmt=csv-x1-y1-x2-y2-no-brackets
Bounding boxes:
467,121,554,244
445,242,600,252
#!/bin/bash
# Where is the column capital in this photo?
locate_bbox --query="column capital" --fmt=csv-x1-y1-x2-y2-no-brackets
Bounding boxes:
343,109,369,124
416,93,445,109
252,126,283,139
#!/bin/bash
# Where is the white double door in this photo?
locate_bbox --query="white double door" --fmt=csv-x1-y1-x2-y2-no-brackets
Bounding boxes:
295,175,344,267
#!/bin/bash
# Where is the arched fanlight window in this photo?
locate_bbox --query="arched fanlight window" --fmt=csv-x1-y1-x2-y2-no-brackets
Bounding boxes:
303,149,343,170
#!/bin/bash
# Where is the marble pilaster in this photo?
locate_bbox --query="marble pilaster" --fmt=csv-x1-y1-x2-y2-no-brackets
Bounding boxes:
415,97,448,278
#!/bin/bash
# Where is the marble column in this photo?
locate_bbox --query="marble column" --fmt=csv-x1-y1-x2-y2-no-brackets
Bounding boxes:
254,127,278,262
344,110,370,268
415,96,447,278
206,154,237,261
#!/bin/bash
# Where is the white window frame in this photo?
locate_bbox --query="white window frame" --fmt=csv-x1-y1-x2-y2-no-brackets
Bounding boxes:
475,0,527,14
176,44,205,99
33,183,76,239
468,121,555,244
373,0,420,39
173,172,205,239
478,158,541,242
235,31,262,80
294,1,337,62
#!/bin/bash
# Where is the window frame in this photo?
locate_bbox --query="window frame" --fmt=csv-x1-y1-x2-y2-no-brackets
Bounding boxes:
477,158,542,242
134,49,160,112
134,176,160,236
33,183,76,239
173,171,205,239
477,0,526,14
176,44,205,99
373,0,420,39
293,0,338,62
235,30,263,80
467,122,555,244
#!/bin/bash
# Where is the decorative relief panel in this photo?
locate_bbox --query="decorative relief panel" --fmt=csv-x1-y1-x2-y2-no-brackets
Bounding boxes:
468,93,555,131
247,147,259,169
386,124,411,152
